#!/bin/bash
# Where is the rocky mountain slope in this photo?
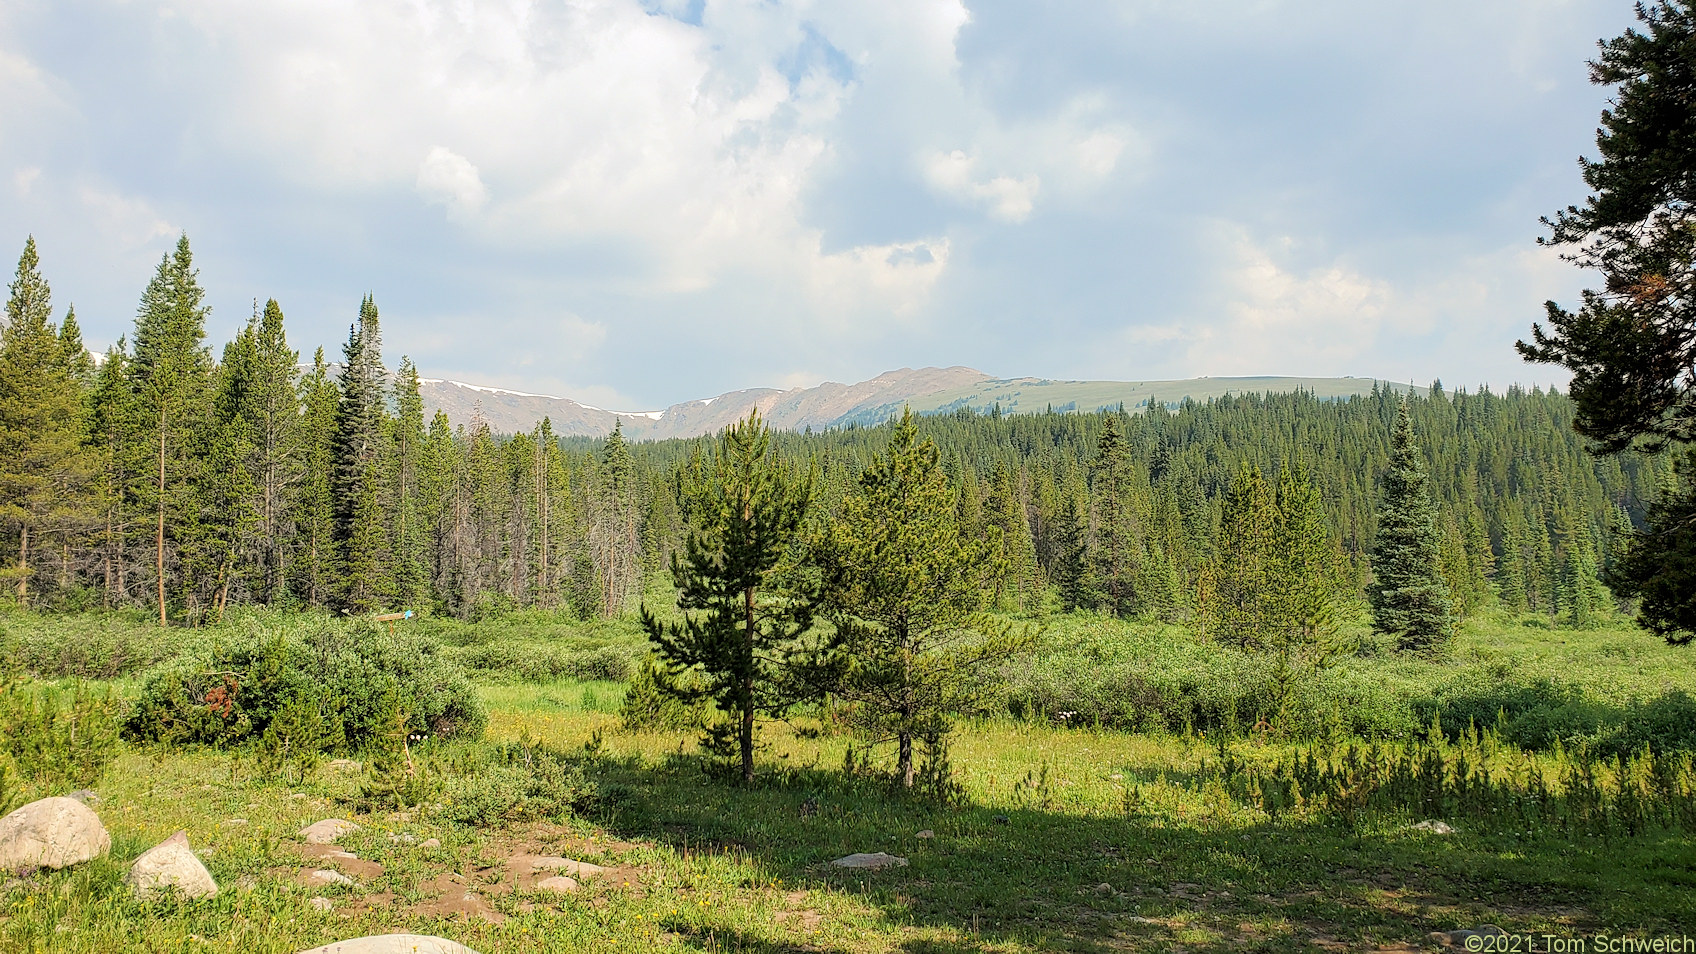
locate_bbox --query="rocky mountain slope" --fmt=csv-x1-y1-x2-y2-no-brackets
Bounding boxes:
418,368,1418,439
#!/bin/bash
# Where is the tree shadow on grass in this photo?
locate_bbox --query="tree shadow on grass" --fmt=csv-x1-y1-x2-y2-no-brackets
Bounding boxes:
585,751,1696,953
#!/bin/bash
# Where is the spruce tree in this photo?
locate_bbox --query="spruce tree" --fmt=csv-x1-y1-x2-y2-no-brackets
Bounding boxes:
817,409,1028,789
332,297,392,611
1369,403,1455,651
1089,414,1137,616
1204,463,1277,647
293,349,339,608
0,238,96,605
128,235,214,625
390,357,429,609
640,411,817,784
590,422,640,616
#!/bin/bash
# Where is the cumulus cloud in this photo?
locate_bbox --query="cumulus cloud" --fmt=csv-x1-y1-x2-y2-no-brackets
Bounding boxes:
416,147,488,221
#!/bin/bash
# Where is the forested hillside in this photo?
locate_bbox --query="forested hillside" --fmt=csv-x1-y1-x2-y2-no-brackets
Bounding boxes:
0,235,1656,628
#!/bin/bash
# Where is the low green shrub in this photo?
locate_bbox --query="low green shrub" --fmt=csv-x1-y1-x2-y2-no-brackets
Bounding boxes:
443,641,637,684
436,739,603,826
0,676,122,796
124,621,485,750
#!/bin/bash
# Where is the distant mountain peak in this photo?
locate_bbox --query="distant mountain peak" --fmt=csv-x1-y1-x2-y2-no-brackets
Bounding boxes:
415,367,1416,440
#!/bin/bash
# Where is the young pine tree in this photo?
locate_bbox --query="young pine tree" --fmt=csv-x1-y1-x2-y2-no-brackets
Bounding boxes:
1369,402,1455,652
817,409,1029,789
640,411,817,784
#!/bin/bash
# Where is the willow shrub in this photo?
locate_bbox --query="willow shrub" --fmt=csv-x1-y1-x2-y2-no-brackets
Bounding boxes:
125,620,485,750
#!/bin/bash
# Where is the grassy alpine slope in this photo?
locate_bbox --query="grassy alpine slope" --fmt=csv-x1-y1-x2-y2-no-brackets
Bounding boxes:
2,607,1695,953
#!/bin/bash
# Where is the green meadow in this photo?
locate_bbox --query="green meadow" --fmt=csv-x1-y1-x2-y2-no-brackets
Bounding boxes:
3,606,1696,953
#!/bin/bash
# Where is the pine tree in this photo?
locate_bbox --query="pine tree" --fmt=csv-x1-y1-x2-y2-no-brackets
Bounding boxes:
817,409,1028,789
128,235,214,625
332,298,392,612
1089,414,1137,616
293,349,339,609
390,357,429,609
1205,463,1277,647
1369,403,1455,652
641,411,817,784
87,343,134,607
590,422,641,616
0,238,97,605
1053,495,1094,613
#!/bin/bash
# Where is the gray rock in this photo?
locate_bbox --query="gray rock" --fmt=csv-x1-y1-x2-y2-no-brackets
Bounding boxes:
915,830,934,839
220,819,248,828
309,869,355,886
0,796,111,871
831,852,908,869
326,759,362,773
294,936,480,954
536,875,580,894
531,857,606,878
1412,820,1456,835
419,838,441,850
299,819,360,844
127,830,218,900
309,897,334,913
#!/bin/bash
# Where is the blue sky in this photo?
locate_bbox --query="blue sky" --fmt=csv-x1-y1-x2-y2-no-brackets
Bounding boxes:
0,0,1636,410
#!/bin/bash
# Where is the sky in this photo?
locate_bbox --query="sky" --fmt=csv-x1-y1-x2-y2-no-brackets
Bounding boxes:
0,0,1639,411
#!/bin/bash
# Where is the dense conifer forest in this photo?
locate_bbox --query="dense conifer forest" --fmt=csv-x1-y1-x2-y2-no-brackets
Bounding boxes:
0,234,1655,633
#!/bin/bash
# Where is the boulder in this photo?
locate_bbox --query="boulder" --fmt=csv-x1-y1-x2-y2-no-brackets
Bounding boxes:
0,796,111,871
536,875,580,894
127,830,218,900
294,936,480,954
299,819,360,844
831,852,908,869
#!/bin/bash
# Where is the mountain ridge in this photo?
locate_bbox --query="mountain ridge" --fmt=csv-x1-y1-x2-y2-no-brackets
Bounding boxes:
417,367,1424,440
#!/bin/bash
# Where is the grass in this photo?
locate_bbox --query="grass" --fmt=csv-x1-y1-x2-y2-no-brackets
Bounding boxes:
4,607,1696,952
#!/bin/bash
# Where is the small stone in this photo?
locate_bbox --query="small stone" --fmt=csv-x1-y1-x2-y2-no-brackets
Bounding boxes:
310,869,355,886
127,830,218,900
915,830,934,839
293,935,481,954
1109,774,1124,781
1095,883,1114,895
327,759,362,773
325,850,357,860
310,897,334,913
536,875,580,894
1127,916,1159,925
419,838,441,850
831,852,908,869
299,819,360,844
1412,820,1456,835
220,819,248,828
290,793,310,801
388,833,418,845
0,796,111,871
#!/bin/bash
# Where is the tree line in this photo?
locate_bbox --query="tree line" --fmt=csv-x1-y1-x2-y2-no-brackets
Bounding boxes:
0,234,1653,633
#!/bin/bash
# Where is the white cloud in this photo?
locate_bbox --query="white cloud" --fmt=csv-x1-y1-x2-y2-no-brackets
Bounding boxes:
416,147,488,221
13,167,39,196
78,187,177,250
924,149,1040,222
